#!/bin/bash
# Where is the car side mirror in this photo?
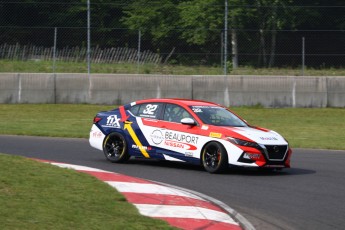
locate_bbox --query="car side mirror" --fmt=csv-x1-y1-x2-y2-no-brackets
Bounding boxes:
181,118,196,126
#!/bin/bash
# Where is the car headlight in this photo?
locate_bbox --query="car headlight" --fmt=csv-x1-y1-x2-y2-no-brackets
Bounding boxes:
227,137,260,148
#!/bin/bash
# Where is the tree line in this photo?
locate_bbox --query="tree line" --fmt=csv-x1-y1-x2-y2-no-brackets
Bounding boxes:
1,0,344,68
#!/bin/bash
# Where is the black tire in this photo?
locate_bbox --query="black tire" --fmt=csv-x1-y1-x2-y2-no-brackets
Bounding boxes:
201,142,228,173
103,132,129,163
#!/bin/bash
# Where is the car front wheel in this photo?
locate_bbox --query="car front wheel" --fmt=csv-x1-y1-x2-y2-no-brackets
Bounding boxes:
201,142,228,173
103,132,129,163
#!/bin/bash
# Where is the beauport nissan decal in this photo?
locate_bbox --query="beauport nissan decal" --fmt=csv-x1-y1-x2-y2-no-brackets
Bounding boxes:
164,131,199,145
150,129,199,150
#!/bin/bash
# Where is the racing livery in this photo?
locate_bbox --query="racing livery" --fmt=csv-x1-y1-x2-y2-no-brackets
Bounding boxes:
89,98,292,173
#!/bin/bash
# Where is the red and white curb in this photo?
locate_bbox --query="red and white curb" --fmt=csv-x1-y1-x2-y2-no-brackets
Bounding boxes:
37,160,253,230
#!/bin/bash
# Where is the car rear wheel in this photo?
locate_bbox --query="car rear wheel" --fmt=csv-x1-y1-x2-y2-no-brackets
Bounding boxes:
103,132,129,163
201,142,228,173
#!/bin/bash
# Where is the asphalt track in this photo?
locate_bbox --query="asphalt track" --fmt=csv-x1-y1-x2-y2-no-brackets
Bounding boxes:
1,135,345,230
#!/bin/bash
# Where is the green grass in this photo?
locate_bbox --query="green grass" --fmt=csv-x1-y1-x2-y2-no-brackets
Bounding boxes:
0,104,344,150
1,59,345,76
0,104,114,138
0,154,176,230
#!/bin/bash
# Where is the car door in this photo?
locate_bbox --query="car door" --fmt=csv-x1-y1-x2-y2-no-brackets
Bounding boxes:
127,102,164,158
141,103,202,162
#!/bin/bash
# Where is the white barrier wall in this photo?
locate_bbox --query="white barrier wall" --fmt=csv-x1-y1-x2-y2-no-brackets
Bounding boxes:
0,73,344,107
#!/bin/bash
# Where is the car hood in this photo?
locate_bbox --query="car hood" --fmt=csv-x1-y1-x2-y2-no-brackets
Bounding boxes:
221,126,288,145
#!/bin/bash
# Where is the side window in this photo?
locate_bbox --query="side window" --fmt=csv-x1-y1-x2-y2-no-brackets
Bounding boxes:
128,104,140,116
163,104,193,123
137,103,162,119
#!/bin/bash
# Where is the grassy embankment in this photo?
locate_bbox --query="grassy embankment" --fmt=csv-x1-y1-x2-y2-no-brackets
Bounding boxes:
1,59,345,76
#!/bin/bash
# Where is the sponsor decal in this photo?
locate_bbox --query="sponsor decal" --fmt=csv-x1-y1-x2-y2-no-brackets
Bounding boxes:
164,131,198,150
260,136,278,141
132,144,152,151
103,115,121,128
92,131,103,138
164,131,199,144
192,108,203,113
150,130,198,151
201,125,209,130
164,140,185,149
185,152,193,157
243,152,261,160
151,130,164,145
164,140,197,150
192,106,220,111
143,118,158,123
209,132,222,138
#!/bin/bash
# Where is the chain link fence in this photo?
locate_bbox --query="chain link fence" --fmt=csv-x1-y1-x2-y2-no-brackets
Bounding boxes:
0,1,344,75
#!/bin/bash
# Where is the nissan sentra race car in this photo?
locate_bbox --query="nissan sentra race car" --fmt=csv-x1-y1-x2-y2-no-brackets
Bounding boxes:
89,98,292,173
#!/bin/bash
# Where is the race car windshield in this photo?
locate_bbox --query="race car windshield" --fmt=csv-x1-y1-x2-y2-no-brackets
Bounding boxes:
190,106,248,127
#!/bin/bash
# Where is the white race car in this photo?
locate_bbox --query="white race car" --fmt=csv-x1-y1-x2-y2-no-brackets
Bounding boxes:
90,98,292,173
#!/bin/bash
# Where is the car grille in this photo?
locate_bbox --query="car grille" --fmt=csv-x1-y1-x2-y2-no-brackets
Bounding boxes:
263,145,288,161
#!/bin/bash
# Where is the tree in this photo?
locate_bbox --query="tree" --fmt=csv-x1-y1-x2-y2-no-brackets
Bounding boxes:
178,0,223,45
250,0,295,67
178,0,247,68
122,0,180,43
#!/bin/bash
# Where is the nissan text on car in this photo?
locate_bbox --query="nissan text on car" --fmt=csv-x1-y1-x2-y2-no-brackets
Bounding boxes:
89,98,292,173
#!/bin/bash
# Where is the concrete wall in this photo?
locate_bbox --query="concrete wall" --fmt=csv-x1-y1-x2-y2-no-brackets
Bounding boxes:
89,74,193,105
0,73,344,107
0,73,55,103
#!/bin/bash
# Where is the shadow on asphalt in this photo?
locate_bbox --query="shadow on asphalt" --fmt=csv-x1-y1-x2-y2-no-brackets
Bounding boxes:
113,158,316,176
225,167,315,176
